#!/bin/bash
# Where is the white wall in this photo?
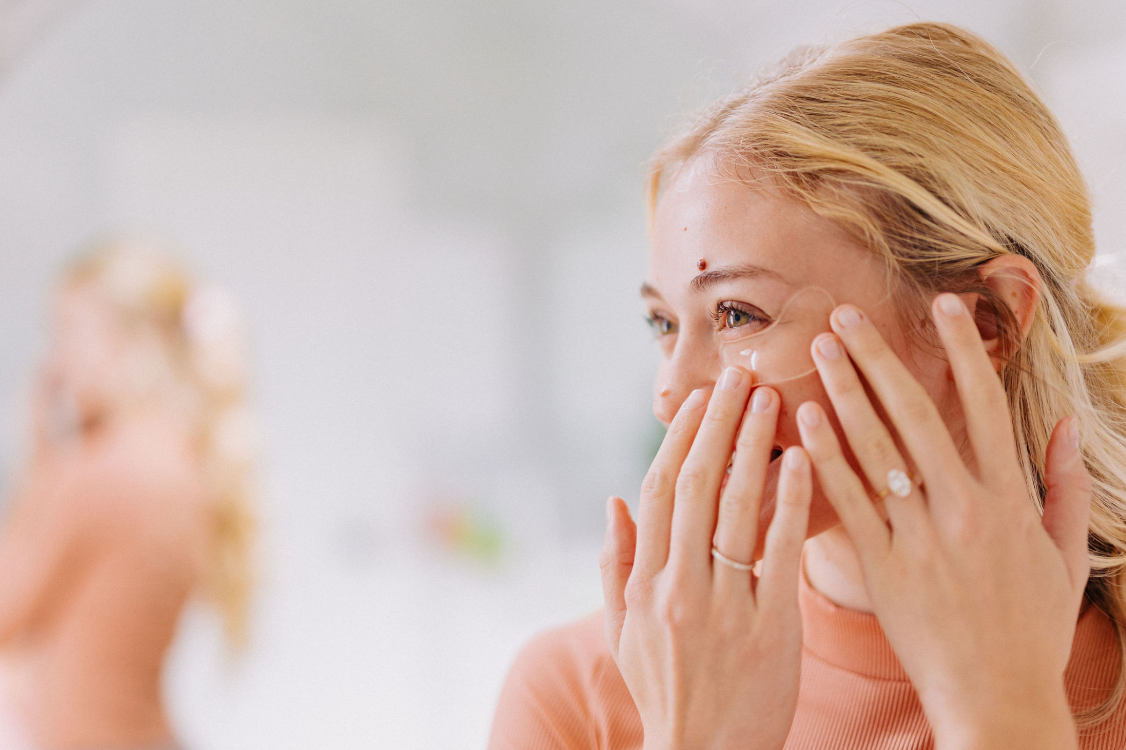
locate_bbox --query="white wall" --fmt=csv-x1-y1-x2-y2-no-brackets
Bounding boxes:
0,0,1123,747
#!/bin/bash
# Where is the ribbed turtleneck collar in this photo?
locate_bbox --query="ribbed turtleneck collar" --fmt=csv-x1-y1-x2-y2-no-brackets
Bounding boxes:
798,566,911,682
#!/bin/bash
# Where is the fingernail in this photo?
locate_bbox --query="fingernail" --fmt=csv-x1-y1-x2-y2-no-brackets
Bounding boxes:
938,294,966,316
784,447,806,470
718,367,744,391
836,307,863,329
816,336,843,360
1069,417,1081,451
606,498,615,525
682,388,708,411
798,403,822,427
751,387,772,412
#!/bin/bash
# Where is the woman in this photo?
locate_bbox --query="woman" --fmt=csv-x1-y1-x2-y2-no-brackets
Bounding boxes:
0,244,255,749
489,22,1126,750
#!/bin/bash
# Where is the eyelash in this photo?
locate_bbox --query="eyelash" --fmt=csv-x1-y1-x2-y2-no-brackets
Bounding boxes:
712,301,771,332
645,312,678,337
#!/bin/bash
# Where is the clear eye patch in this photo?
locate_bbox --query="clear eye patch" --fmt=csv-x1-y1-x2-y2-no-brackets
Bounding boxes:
718,286,837,386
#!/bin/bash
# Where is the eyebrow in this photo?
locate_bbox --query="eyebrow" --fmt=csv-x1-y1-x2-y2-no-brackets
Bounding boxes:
690,264,790,293
639,264,791,300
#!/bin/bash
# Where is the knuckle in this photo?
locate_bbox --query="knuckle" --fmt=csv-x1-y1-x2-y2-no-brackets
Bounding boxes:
623,579,649,609
656,590,682,626
666,411,698,440
718,491,752,524
676,467,709,498
703,402,735,425
858,434,899,469
598,545,614,572
949,508,982,547
640,468,672,499
895,394,937,427
657,589,699,630
736,425,767,451
830,371,867,399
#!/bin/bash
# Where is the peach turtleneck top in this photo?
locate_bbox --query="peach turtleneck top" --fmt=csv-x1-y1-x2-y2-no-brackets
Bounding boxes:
488,571,1126,750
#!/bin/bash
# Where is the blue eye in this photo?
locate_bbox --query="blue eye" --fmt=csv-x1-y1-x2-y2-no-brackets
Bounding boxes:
646,314,678,337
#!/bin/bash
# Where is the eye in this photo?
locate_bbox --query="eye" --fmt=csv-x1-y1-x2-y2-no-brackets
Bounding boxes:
713,301,770,333
645,312,678,337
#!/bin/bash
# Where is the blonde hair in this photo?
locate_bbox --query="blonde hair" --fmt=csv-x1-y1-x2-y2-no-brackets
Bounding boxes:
648,22,1126,727
66,242,256,647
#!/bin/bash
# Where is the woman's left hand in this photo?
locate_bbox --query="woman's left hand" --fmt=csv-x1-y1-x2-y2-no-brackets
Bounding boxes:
798,293,1092,750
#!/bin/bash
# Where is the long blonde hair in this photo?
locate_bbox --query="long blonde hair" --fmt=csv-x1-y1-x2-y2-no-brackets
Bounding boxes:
66,242,255,647
648,22,1126,727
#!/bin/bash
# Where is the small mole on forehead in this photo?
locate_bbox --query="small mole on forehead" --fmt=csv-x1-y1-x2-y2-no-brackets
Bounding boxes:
697,258,707,271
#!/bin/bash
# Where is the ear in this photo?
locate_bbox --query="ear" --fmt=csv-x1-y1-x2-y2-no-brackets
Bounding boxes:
956,255,1042,371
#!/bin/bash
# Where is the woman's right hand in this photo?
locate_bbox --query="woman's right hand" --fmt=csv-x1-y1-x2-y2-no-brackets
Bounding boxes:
599,366,813,750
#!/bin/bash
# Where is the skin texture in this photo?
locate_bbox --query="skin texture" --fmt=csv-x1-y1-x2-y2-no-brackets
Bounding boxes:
0,288,208,749
600,160,1092,750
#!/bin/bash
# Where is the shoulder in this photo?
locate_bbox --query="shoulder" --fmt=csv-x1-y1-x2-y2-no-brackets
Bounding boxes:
45,428,208,550
488,610,640,750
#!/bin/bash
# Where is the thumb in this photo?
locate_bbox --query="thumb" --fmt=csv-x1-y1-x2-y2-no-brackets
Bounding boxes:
599,496,635,658
1042,416,1092,594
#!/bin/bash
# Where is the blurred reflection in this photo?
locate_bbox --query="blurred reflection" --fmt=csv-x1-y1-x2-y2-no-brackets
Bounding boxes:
0,243,254,749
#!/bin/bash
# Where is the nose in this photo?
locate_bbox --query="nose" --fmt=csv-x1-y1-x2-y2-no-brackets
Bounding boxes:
653,341,720,425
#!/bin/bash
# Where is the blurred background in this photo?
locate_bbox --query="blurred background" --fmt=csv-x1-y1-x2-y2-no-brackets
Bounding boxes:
0,0,1123,747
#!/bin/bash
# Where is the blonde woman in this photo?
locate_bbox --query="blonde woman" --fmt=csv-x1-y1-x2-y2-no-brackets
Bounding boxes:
489,22,1126,750
0,244,254,749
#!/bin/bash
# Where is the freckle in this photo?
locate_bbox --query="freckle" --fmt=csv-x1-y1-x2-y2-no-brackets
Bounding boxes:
683,226,687,231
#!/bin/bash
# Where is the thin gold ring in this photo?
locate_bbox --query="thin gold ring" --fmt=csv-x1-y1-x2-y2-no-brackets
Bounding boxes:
711,546,755,572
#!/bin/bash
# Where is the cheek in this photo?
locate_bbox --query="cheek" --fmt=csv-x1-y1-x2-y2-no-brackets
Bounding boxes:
769,374,834,449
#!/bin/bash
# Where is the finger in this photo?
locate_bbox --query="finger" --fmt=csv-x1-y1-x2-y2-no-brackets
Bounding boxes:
931,293,1024,490
599,496,636,656
830,305,964,497
796,401,891,563
756,447,813,616
811,332,919,502
633,388,709,577
712,386,779,595
669,366,753,573
1042,417,1092,595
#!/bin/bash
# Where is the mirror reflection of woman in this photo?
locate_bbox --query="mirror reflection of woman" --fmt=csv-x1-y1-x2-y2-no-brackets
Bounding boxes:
0,244,254,750
490,23,1126,750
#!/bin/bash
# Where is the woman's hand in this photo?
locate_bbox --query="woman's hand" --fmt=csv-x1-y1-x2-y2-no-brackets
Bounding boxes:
799,293,1092,750
599,367,813,750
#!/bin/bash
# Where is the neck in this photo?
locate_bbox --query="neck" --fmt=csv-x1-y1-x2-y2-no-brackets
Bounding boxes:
803,525,873,613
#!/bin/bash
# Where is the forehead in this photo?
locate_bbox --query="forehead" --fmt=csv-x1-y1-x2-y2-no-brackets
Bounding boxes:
648,160,874,294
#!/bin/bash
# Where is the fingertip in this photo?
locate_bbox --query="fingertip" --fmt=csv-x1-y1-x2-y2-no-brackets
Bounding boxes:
797,401,824,429
783,445,808,472
934,293,967,318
